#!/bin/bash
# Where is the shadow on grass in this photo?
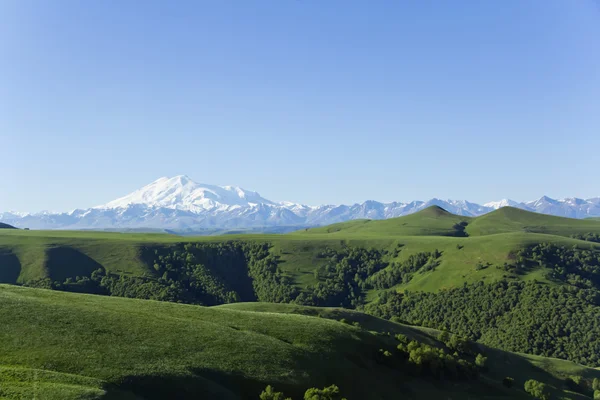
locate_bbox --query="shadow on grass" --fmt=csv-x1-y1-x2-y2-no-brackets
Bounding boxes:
103,368,296,400
0,250,21,284
45,247,103,282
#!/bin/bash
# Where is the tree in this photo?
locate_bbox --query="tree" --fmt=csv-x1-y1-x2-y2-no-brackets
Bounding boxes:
503,377,514,388
438,330,450,344
524,379,550,400
304,384,347,400
475,353,487,369
260,385,291,400
594,390,600,400
594,378,600,391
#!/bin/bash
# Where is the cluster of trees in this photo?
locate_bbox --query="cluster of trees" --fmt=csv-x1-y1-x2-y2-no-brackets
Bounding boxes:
364,280,600,366
25,241,450,310
260,384,346,400
26,242,299,306
367,250,441,289
294,248,442,308
516,243,600,289
571,233,600,243
379,332,480,380
294,247,388,308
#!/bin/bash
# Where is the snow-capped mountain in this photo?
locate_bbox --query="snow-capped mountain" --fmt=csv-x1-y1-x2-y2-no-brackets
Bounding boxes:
99,175,276,212
484,199,529,210
2,176,599,232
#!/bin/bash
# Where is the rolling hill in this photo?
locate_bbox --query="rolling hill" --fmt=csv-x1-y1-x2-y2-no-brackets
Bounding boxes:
0,284,598,399
1,206,600,293
2,206,600,375
302,206,600,239
0,222,16,229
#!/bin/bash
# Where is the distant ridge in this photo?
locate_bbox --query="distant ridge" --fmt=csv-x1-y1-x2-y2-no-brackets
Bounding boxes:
0,222,16,229
302,206,600,238
1,176,599,231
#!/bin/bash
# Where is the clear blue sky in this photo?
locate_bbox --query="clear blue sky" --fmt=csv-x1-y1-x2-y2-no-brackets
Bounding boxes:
1,0,599,212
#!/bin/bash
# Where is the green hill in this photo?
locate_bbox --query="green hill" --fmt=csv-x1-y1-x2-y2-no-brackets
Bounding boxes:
301,206,471,237
0,222,16,229
2,208,600,374
0,284,597,400
301,206,600,239
1,208,599,296
466,207,600,237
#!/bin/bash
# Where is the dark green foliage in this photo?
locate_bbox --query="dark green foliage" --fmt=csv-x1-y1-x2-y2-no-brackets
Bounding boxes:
304,385,347,400
571,233,600,243
594,377,600,391
595,390,600,400
365,280,600,366
260,385,291,400
258,385,349,400
295,247,388,308
524,379,550,400
367,250,442,289
384,333,479,381
475,261,490,271
394,339,478,380
452,221,469,237
475,353,487,369
25,241,299,306
245,243,299,303
517,243,600,289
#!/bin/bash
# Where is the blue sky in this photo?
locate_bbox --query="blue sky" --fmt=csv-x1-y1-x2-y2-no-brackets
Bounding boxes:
1,0,599,211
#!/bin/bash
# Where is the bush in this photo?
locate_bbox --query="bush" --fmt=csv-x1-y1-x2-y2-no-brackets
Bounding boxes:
594,390,600,400
475,353,487,369
524,379,550,400
260,385,291,400
304,384,347,400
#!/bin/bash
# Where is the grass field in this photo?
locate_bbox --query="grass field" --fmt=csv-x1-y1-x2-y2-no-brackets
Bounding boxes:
0,285,597,400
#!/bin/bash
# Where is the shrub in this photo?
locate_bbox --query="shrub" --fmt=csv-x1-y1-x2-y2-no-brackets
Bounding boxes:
475,353,487,369
260,385,291,400
304,384,347,400
524,379,550,400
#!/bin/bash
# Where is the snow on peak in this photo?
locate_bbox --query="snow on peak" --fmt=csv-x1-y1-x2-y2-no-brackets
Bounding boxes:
98,176,276,212
484,199,520,209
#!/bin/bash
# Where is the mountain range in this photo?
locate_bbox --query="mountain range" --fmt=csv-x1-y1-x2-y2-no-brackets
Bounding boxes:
1,175,599,232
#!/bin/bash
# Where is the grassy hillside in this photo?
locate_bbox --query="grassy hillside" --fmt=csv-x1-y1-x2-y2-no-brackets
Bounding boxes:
0,285,597,400
301,206,600,239
1,207,600,295
0,222,16,229
301,206,471,237
466,207,600,237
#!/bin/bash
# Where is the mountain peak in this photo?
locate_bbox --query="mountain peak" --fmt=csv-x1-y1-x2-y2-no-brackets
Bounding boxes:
484,199,522,209
97,176,277,212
